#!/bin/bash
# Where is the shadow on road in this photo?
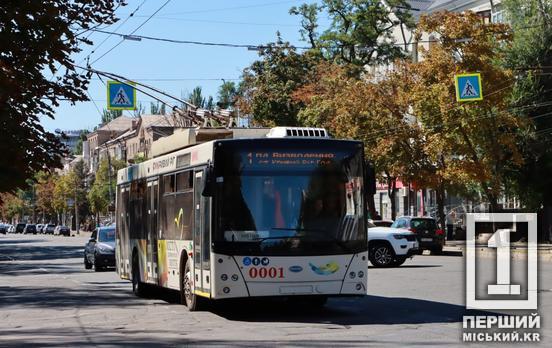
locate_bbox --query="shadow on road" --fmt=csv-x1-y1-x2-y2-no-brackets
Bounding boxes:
209,295,491,326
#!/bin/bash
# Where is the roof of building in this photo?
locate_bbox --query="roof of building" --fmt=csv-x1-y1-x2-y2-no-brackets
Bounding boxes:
406,0,437,19
97,115,135,132
139,114,175,129
426,0,480,12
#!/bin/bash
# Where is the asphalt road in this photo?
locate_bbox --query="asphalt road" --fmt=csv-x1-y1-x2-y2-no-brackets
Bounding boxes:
1,233,551,347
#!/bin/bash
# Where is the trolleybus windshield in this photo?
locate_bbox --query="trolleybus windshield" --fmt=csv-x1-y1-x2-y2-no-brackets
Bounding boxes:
213,140,366,256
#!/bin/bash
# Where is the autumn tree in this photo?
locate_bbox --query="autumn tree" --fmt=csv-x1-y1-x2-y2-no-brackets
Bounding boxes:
217,81,238,109
410,11,523,214
295,61,424,219
0,1,122,193
35,171,58,222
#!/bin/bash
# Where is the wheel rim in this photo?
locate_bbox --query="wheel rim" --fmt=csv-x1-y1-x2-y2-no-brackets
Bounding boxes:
374,246,392,265
184,270,192,304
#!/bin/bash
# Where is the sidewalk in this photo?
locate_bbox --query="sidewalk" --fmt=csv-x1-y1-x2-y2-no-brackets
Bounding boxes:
445,240,552,261
70,230,92,238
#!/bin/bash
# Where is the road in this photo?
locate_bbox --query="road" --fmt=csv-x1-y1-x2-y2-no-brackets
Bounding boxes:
1,234,551,347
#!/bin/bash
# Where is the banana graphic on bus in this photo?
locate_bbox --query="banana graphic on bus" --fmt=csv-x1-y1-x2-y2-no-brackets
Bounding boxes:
308,261,340,275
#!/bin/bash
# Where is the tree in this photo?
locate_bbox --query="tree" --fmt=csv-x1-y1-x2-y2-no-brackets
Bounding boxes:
88,158,125,219
410,11,522,214
290,0,414,72
501,0,552,214
35,171,58,221
238,34,320,126
217,81,237,109
102,108,123,124
0,1,122,193
188,86,206,108
294,61,424,219
0,192,25,222
74,130,90,155
150,101,166,115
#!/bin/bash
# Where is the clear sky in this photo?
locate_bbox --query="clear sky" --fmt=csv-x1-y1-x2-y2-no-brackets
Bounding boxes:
42,0,322,132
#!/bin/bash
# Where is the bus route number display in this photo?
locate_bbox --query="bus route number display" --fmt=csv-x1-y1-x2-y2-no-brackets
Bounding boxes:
245,151,337,169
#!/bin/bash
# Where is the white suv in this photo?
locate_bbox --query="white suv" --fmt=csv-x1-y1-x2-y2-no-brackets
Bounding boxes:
368,221,419,267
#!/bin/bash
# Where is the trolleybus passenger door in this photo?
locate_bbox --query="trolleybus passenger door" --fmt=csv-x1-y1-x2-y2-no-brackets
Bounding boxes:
193,169,211,296
146,179,159,283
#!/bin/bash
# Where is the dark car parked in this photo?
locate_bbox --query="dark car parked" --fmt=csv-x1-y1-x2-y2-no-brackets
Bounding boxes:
23,224,37,234
15,223,26,234
84,226,116,271
391,216,445,254
0,224,6,234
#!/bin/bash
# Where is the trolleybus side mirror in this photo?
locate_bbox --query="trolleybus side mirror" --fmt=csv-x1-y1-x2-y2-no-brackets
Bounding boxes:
364,160,376,196
202,166,215,197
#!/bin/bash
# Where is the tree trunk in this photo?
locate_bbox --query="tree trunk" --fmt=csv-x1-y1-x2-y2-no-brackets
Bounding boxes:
387,177,397,220
436,182,446,231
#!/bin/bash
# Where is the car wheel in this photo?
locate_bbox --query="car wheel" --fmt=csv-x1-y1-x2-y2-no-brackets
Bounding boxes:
84,255,92,270
181,258,202,311
94,255,103,272
369,243,395,267
431,245,443,255
391,257,406,267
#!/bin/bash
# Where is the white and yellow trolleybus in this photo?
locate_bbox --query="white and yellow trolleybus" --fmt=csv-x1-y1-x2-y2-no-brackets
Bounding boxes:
116,127,369,310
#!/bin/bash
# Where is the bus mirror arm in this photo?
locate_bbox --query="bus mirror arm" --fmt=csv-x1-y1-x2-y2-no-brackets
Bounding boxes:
202,165,215,197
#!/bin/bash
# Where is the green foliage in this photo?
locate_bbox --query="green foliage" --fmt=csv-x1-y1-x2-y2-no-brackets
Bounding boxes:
502,0,552,209
291,0,414,71
238,35,320,126
150,101,166,115
188,86,206,108
217,81,237,109
74,130,90,155
102,108,123,124
88,158,125,215
0,0,121,193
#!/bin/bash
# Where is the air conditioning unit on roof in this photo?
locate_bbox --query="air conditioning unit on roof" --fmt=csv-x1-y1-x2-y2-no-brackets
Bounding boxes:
266,127,330,138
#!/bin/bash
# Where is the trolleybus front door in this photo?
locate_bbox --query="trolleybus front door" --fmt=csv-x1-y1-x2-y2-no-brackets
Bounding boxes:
146,179,159,283
193,169,211,297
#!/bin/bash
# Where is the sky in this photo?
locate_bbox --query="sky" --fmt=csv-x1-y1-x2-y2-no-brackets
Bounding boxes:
42,0,324,132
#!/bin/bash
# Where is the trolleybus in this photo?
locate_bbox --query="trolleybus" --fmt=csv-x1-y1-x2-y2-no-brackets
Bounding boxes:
116,127,369,310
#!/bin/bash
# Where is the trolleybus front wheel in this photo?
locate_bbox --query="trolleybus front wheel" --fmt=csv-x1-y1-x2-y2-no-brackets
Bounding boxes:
181,258,202,311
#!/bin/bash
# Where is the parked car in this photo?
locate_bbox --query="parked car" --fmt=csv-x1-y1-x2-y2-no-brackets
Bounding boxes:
15,223,26,233
23,224,37,234
368,221,419,267
36,224,44,234
84,226,116,271
7,224,15,233
0,224,6,234
369,219,394,228
390,216,445,254
44,224,56,235
54,225,70,236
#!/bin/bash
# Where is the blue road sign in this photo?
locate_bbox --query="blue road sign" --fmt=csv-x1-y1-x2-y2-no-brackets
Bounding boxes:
455,73,483,102
107,80,136,110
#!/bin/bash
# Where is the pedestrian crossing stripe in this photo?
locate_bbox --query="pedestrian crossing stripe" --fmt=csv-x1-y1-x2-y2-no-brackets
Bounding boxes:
107,80,136,110
455,73,483,102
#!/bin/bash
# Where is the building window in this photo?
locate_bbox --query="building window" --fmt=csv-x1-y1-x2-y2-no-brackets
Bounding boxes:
477,10,491,24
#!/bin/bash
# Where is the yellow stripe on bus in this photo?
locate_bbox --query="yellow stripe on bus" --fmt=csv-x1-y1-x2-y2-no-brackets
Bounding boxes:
194,290,211,298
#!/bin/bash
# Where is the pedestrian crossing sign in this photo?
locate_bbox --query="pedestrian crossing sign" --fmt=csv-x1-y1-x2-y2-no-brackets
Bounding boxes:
107,80,136,110
455,73,483,102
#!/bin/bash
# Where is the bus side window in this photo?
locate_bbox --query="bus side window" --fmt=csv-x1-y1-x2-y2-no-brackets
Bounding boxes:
163,174,175,194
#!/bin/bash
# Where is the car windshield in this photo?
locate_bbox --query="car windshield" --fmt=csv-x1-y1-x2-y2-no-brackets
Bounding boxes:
411,219,437,230
98,228,115,242
214,140,366,256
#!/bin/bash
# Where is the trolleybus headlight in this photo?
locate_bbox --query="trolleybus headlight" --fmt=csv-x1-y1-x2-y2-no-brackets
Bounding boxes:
221,274,228,281
231,274,239,281
358,271,364,278
223,287,230,294
349,271,356,279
